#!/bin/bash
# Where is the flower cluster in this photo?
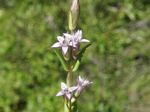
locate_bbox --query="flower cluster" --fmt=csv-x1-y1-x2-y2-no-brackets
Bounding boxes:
76,76,93,96
56,76,92,100
56,82,78,100
51,30,90,55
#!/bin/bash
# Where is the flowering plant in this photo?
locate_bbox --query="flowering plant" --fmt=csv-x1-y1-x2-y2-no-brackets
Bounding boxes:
51,0,92,112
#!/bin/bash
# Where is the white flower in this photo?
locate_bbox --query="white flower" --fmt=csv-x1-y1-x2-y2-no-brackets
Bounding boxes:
51,30,90,54
51,35,71,54
69,30,90,48
56,82,78,100
76,76,92,95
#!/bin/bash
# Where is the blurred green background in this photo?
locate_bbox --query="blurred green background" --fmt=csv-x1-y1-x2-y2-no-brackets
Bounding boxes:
0,0,150,112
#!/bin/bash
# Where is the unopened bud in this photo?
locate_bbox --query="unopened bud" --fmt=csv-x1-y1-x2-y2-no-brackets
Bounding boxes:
68,0,80,31
71,0,79,13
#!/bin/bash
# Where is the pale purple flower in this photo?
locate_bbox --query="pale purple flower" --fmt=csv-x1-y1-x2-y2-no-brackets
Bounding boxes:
56,82,78,100
69,30,90,48
51,30,90,54
51,35,71,54
76,76,92,95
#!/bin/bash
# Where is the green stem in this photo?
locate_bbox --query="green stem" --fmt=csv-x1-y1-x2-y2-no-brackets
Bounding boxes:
67,45,73,87
64,100,70,112
67,68,73,87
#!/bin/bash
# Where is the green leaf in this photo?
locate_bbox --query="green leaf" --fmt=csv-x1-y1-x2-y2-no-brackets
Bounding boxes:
78,43,91,60
68,11,74,31
64,103,69,112
54,50,68,71
72,101,78,112
72,60,80,72
73,43,92,71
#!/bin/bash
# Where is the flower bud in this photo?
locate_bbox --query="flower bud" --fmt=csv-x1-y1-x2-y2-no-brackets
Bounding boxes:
68,0,80,31
71,0,79,12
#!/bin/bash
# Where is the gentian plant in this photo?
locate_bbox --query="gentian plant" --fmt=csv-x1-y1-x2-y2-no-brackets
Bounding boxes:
51,0,92,112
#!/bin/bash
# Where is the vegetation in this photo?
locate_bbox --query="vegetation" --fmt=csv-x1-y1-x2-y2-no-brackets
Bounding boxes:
0,0,150,112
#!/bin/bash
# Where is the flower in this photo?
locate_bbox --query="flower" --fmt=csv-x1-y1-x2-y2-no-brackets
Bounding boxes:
51,30,90,54
75,76,92,96
56,82,78,100
69,30,90,48
51,35,71,54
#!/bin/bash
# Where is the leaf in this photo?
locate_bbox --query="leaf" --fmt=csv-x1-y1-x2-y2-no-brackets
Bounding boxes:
72,60,80,72
72,43,92,71
68,11,74,31
77,43,92,61
64,103,69,112
54,50,68,71
72,101,78,112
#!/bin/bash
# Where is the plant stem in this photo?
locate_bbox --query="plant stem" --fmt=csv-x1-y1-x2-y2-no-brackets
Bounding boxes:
64,100,70,112
67,46,73,87
67,66,73,87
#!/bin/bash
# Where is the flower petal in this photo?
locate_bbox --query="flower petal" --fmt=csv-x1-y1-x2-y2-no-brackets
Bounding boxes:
78,76,84,82
77,76,92,88
65,93,72,100
83,79,93,87
77,30,82,40
62,46,68,54
51,42,61,48
61,82,67,90
57,36,64,42
56,91,64,96
63,33,72,39
83,80,89,86
80,39,90,43
69,86,78,92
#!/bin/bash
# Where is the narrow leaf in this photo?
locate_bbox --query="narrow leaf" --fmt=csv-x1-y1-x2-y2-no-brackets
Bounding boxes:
72,60,80,72
77,43,91,61
72,43,92,71
54,50,68,71
72,101,78,112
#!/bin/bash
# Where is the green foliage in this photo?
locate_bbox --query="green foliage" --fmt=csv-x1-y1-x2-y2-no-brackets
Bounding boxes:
0,0,150,112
